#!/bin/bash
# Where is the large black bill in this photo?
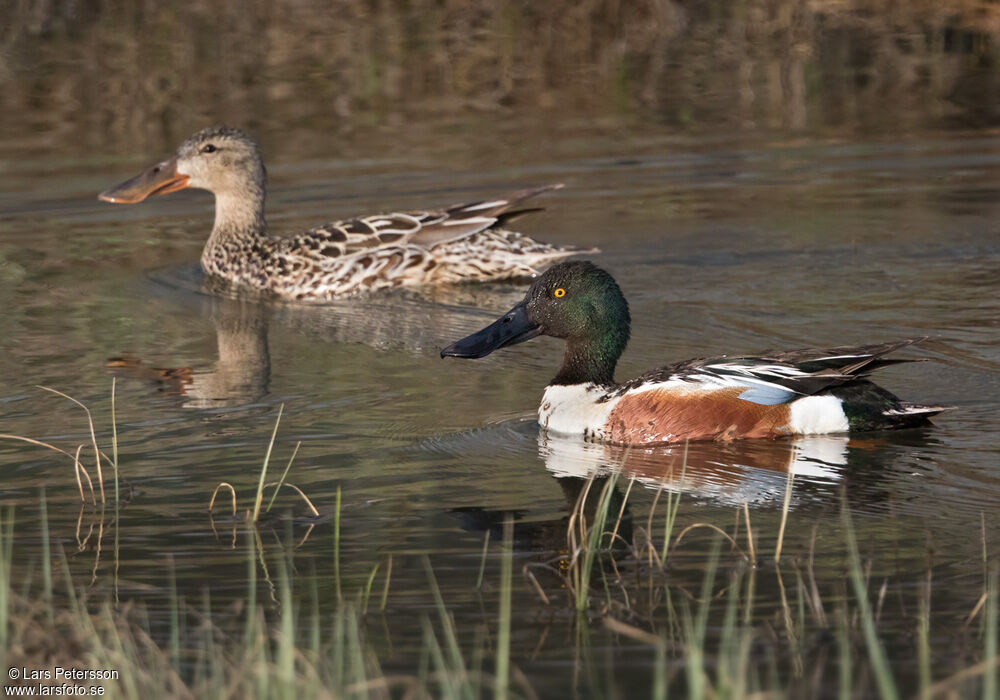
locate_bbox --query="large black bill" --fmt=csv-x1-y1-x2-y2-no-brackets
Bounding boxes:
441,302,542,359
98,157,189,204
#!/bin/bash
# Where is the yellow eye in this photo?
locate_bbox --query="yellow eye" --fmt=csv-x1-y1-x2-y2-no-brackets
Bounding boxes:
553,288,566,298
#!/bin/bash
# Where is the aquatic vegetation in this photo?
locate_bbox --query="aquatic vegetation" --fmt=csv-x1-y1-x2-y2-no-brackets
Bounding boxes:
207,404,317,524
3,471,999,697
0,385,117,506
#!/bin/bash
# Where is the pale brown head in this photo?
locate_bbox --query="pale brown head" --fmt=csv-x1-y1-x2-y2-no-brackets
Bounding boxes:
99,126,266,204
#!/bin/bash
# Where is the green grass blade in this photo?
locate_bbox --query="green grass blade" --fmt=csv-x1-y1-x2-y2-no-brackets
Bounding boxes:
252,404,284,523
496,515,513,700
266,440,301,514
842,502,898,700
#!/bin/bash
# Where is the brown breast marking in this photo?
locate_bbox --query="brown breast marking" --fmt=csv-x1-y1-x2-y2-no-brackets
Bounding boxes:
604,387,792,445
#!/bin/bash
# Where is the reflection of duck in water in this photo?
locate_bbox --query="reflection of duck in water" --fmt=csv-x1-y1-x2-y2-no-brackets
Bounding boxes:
538,431,848,507
443,261,946,445
452,435,845,554
451,425,935,552
99,126,591,299
109,274,536,410
108,297,270,409
452,472,634,555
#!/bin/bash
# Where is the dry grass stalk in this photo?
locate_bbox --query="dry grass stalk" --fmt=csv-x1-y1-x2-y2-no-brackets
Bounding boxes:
673,523,747,562
774,469,794,564
38,386,105,503
743,503,756,565
73,444,96,505
261,481,319,517
962,591,989,633
523,566,550,606
380,554,392,612
208,482,238,516
926,655,1000,697
610,476,635,548
604,616,664,647
0,433,97,504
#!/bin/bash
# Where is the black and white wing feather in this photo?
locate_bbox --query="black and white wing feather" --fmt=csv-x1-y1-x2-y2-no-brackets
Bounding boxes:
619,339,930,406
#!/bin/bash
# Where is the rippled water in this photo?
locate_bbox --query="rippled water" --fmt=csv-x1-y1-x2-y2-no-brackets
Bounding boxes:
1,122,999,695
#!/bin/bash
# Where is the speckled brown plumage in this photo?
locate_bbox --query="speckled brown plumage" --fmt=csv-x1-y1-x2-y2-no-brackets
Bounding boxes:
100,126,593,300
201,197,587,300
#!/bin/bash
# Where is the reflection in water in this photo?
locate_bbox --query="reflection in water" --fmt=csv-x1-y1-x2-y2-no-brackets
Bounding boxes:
444,414,948,562
453,474,634,556
6,2,1000,150
451,432,850,557
538,431,848,507
111,268,533,411
538,427,953,519
109,296,271,409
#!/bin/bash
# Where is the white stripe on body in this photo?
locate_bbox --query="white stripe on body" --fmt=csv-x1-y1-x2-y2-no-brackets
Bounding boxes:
787,395,849,434
538,384,620,440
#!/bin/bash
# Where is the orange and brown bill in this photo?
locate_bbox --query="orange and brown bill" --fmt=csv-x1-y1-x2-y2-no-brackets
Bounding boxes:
98,157,189,204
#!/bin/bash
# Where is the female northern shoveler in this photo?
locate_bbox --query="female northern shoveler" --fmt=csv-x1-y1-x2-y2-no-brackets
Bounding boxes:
98,126,589,299
441,261,945,445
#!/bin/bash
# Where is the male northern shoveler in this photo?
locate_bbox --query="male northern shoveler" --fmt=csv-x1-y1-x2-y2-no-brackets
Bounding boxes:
441,261,945,445
98,126,589,299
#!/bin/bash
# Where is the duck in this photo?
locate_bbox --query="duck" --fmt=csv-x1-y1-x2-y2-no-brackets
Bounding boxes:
98,126,590,299
441,261,946,445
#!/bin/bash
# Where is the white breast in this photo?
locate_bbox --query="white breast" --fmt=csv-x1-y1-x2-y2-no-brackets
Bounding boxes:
788,395,849,434
538,384,620,440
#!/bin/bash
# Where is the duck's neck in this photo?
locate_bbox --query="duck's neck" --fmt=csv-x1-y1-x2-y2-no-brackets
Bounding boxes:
203,186,268,263
551,335,623,387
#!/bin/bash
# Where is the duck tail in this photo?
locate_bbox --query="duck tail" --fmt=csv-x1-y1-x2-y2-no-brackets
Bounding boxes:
446,183,565,220
881,402,951,428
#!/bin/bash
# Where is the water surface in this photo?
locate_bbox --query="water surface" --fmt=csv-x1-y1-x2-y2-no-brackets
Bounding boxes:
1,122,999,696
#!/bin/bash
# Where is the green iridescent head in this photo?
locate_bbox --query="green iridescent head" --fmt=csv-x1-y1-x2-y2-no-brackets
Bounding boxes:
442,261,631,385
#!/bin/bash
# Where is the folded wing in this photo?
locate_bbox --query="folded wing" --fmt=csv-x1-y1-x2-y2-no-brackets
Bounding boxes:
625,338,931,406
